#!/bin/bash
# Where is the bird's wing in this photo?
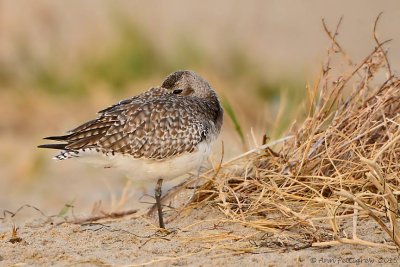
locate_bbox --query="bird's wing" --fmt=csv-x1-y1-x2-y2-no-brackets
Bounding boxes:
42,88,209,160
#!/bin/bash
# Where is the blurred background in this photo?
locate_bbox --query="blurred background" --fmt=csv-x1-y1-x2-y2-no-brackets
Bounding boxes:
1,0,399,218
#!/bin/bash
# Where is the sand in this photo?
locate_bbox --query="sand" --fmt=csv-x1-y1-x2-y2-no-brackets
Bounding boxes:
1,205,399,267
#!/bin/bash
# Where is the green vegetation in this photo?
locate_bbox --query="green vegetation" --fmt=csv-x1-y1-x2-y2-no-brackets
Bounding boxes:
222,97,245,145
57,201,75,218
83,23,163,91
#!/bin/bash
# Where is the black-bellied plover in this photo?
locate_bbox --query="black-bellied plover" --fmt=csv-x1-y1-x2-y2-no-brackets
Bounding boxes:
38,70,223,228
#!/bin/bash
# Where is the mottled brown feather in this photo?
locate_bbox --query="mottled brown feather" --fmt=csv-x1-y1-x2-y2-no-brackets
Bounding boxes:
40,71,224,162
57,87,220,160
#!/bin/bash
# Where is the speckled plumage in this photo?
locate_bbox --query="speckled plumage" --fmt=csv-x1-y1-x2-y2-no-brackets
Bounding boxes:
39,70,223,181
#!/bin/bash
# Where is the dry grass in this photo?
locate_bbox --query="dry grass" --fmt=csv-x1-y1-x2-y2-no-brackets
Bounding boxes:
171,16,400,249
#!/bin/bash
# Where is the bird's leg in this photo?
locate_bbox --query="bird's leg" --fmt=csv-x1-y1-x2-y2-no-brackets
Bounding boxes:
155,178,165,229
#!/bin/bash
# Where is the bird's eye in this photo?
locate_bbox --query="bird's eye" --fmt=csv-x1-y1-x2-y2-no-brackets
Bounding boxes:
173,89,183,94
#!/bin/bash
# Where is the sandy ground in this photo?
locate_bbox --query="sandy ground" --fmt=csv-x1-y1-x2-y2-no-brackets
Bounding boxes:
1,204,400,266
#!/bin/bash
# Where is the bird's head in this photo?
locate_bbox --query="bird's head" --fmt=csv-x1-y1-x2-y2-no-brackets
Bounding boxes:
161,70,215,99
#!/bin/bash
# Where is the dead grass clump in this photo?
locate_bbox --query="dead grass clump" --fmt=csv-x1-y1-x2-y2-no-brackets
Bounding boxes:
192,17,400,249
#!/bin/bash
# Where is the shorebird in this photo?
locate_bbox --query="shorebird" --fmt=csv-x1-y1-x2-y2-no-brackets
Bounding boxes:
38,70,223,229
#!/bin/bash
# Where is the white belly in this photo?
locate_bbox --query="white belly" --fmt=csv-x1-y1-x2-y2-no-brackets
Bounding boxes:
73,141,212,183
